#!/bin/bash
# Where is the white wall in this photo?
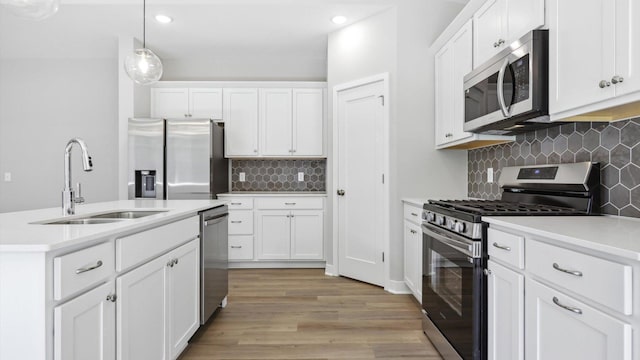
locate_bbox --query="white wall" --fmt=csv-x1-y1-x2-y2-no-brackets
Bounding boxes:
0,59,119,212
161,56,327,81
327,0,468,282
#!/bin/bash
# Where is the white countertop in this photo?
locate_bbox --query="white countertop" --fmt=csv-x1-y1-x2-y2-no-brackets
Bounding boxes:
484,215,640,261
218,192,326,197
402,198,427,207
0,200,226,252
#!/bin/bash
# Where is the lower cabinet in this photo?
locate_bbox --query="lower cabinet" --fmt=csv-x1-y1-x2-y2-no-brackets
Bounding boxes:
117,239,199,360
403,220,422,301
487,260,524,360
525,278,632,360
54,281,116,360
256,210,323,260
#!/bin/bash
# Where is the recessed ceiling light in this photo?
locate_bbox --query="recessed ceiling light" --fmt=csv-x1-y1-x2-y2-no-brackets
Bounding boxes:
331,15,347,25
155,14,173,24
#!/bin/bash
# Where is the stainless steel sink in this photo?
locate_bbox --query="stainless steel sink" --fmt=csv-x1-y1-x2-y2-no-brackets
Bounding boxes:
89,210,168,219
45,218,127,225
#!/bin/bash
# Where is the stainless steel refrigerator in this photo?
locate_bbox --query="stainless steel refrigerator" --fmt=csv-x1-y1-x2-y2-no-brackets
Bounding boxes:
128,118,228,200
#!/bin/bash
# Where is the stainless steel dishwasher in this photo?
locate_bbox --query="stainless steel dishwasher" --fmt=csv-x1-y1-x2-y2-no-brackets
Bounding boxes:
200,205,228,324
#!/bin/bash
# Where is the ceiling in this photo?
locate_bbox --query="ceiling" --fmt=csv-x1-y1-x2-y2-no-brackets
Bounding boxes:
0,0,467,60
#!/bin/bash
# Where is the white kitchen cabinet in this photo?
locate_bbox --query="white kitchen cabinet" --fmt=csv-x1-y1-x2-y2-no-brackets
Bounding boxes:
54,281,116,360
473,0,545,67
224,88,259,157
435,20,513,149
225,197,255,260
548,0,640,120
292,88,324,156
487,260,524,360
257,210,323,260
525,278,632,360
403,220,421,300
260,88,293,156
117,239,200,360
151,88,223,119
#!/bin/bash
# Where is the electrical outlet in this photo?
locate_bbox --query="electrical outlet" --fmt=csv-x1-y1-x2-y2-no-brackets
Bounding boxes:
239,172,246,182
487,168,494,183
298,172,304,182
3,172,11,182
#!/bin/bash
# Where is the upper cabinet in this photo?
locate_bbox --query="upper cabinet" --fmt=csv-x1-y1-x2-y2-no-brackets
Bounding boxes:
435,20,514,149
548,0,640,120
292,89,324,157
473,0,545,67
151,88,223,119
224,88,260,157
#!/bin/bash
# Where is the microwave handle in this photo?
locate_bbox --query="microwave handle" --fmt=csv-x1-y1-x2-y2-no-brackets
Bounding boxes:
497,58,512,117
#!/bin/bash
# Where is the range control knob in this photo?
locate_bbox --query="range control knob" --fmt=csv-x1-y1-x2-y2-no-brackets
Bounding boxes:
454,222,466,233
436,215,446,226
447,219,456,230
425,212,436,222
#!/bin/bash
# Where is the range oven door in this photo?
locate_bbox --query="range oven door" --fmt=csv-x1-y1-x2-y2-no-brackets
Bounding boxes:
422,223,485,360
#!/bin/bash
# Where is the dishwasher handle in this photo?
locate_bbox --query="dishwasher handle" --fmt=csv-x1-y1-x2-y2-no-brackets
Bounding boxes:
204,213,228,227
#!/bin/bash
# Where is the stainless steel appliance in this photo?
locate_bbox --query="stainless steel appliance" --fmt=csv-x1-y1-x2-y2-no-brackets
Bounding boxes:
422,162,600,360
200,206,229,324
463,30,549,135
127,118,228,200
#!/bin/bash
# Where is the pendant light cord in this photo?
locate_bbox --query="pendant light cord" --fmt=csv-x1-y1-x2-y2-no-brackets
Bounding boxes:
142,0,146,48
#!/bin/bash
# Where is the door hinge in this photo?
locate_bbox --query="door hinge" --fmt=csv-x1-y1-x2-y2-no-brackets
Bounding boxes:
378,95,385,106
382,252,385,262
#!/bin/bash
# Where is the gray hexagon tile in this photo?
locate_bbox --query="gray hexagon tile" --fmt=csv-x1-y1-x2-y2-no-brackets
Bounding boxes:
231,159,326,192
468,118,640,217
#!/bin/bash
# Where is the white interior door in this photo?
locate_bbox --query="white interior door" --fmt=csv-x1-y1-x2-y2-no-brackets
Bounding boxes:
336,77,387,287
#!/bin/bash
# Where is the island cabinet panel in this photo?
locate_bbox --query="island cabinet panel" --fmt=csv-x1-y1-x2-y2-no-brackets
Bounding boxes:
54,281,116,360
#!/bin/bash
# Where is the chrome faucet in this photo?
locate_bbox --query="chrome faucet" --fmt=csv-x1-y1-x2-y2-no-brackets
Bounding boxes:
62,138,93,215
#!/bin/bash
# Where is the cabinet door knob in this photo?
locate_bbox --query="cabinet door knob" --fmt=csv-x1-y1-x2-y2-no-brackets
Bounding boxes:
337,189,345,196
106,294,117,303
612,75,624,84
599,80,611,88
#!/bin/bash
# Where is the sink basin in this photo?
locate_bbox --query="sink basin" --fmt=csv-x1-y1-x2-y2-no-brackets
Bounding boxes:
89,210,168,219
45,218,127,225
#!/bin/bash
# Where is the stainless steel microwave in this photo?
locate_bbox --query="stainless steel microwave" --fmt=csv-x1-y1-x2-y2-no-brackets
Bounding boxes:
463,30,549,135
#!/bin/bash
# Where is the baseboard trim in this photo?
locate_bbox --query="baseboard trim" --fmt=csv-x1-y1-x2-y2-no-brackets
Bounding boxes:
324,264,338,276
228,261,326,269
386,280,412,294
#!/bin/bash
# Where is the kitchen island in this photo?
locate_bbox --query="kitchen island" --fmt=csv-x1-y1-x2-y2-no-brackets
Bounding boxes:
0,199,226,360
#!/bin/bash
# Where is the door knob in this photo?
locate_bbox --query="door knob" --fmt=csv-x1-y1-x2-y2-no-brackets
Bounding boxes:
337,189,345,196
612,75,624,84
599,80,611,88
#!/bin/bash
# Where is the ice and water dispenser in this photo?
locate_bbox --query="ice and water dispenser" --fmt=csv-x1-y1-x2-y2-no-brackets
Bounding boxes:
135,170,157,198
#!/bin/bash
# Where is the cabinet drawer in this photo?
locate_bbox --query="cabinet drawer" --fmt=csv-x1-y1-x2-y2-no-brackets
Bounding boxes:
116,216,199,272
403,204,422,224
54,242,114,300
487,228,525,269
224,198,253,210
229,210,253,235
526,239,632,315
255,197,323,210
229,235,253,260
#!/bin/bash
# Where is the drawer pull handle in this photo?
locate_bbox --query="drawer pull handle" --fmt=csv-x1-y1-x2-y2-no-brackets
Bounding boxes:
553,296,583,315
553,263,583,277
230,202,242,205
411,212,418,216
75,260,103,274
492,242,511,251
284,202,296,205
230,245,242,249
230,221,242,223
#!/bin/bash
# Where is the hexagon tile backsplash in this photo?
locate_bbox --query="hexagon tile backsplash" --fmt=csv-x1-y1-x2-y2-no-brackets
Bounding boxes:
468,118,640,218
231,159,326,192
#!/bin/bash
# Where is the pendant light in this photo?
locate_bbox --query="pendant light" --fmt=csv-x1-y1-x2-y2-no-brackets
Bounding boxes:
3,0,60,20
124,0,163,85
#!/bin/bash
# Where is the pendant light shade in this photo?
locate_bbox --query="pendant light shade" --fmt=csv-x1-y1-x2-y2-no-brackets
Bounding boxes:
3,0,60,20
124,0,163,85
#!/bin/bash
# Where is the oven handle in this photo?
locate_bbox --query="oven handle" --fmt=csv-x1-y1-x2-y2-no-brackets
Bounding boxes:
422,223,481,258
497,58,512,117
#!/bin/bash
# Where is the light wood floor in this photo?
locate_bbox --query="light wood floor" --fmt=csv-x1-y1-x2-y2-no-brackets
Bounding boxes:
179,268,442,360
